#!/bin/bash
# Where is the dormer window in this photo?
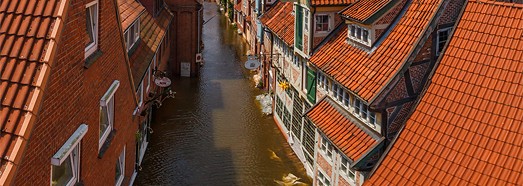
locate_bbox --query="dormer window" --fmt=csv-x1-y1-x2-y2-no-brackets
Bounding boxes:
315,15,329,32
124,19,140,51
348,24,371,47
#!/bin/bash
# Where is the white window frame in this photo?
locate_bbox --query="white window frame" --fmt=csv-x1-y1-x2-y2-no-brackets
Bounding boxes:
348,24,371,47
50,125,87,186
125,19,140,51
436,27,452,56
315,14,330,33
320,136,333,160
85,1,99,58
304,9,309,32
115,146,125,186
99,80,120,149
146,66,151,92
317,168,331,186
340,157,356,183
137,81,144,107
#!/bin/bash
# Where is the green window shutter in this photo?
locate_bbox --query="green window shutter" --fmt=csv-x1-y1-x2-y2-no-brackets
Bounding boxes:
295,6,303,50
306,68,316,103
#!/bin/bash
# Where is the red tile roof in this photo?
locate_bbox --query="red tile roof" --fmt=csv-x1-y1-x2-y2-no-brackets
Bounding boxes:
311,0,355,6
340,0,394,22
307,98,380,161
260,1,294,46
117,0,146,30
0,0,66,184
310,0,445,102
367,1,523,185
129,8,172,88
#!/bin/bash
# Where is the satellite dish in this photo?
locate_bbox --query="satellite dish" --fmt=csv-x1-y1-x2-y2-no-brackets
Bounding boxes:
244,55,260,70
154,77,172,87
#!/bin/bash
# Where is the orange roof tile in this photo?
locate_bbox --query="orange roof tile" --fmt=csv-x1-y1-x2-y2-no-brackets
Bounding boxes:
117,0,146,30
260,1,294,46
307,98,380,161
311,0,355,6
129,8,172,88
310,0,445,102
0,0,66,184
340,0,396,23
367,1,523,185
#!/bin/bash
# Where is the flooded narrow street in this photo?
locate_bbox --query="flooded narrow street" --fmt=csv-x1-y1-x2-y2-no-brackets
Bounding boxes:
135,1,310,185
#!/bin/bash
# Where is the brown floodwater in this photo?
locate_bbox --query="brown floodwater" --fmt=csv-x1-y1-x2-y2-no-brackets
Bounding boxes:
134,2,311,185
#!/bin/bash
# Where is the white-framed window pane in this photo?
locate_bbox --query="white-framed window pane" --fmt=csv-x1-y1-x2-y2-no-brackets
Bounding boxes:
86,7,95,47
51,156,73,186
343,92,350,107
354,98,361,115
356,27,362,39
115,147,125,186
370,112,376,125
363,29,369,42
350,25,356,37
315,15,329,32
51,144,80,186
137,82,143,106
85,1,98,57
99,105,110,137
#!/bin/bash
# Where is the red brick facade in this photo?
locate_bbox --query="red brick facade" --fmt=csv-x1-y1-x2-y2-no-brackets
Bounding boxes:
12,0,139,185
166,0,203,77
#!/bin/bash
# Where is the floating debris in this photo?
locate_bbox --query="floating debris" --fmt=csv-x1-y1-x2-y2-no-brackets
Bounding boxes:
256,94,272,115
274,173,308,186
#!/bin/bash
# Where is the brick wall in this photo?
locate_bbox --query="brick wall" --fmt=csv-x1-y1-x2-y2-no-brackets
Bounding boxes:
167,0,203,77
413,34,433,62
375,0,408,25
13,0,139,185
438,0,465,26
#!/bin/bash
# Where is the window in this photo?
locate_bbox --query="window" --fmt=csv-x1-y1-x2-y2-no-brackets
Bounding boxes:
352,97,377,128
340,157,356,181
343,92,350,107
348,24,371,46
146,66,151,92
51,125,87,186
331,83,338,99
436,27,451,55
125,20,140,51
85,1,99,58
295,6,303,50
320,136,333,160
293,55,300,67
115,147,125,186
315,15,329,32
304,10,309,32
99,80,120,149
317,170,331,186
137,81,143,107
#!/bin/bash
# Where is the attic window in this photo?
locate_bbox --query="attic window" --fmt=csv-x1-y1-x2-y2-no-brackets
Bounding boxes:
348,24,372,47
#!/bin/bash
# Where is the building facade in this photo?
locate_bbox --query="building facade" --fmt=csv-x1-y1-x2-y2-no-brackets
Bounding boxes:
165,0,204,77
0,0,139,185
259,0,467,185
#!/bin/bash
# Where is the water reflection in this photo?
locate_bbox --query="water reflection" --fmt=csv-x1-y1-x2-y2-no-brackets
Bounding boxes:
134,1,311,185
